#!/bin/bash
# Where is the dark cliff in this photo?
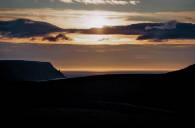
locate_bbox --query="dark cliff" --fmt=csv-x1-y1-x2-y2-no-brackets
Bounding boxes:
0,60,65,81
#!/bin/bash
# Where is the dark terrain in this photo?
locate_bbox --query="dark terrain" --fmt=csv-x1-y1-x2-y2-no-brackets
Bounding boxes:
0,60,65,81
1,60,194,127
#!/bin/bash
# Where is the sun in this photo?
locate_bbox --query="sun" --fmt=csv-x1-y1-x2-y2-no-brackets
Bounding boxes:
87,16,109,28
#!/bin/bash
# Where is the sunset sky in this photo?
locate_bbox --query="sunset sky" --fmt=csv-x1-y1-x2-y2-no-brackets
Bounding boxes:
0,0,195,71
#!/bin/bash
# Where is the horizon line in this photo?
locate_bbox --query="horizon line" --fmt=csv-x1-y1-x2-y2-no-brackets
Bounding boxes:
58,68,180,72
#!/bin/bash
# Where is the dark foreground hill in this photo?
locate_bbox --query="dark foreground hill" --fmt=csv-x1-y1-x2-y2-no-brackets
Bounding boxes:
0,60,65,81
2,63,195,127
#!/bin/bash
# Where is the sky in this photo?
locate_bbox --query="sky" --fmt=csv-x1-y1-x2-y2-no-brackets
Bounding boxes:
0,0,195,71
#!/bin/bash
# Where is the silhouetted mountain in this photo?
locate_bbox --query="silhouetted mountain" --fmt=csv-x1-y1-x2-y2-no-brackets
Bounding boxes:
2,63,194,127
0,19,64,37
167,64,195,75
0,60,65,81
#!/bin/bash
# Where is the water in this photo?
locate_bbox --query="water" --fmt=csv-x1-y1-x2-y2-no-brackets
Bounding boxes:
62,71,167,78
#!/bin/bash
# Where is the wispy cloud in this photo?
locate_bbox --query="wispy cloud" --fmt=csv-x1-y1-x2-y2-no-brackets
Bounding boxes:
60,0,140,5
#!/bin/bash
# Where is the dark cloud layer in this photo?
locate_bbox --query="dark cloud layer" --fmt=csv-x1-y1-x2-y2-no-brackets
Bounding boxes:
0,18,195,42
138,21,195,41
0,18,64,38
75,20,195,41
42,33,72,42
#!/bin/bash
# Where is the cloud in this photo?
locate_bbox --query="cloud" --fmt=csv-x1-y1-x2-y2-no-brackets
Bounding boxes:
1,8,195,30
1,18,195,42
60,0,73,3
129,0,140,5
126,11,195,24
59,0,140,5
137,21,195,41
126,16,164,22
145,20,178,30
1,0,195,13
0,18,72,43
73,21,195,41
42,33,72,42
0,18,64,38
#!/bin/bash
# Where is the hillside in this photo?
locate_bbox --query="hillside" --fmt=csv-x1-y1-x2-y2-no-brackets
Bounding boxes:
2,63,195,126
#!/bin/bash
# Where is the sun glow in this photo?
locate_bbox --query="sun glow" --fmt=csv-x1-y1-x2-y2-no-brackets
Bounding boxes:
87,16,109,28
85,11,112,28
